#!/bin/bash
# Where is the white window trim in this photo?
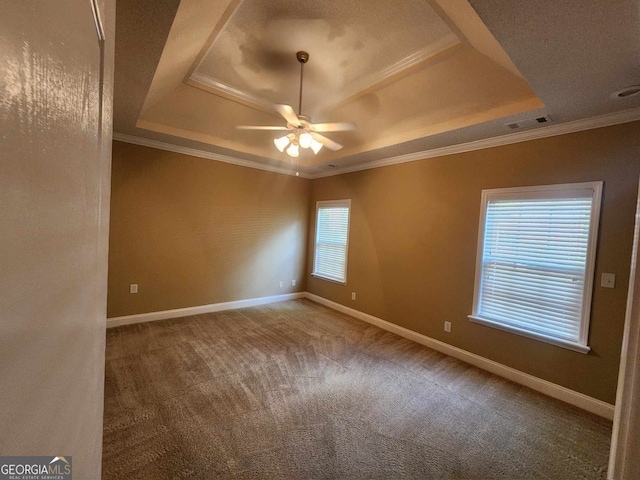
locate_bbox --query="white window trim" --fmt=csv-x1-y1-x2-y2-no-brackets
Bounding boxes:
312,199,351,284
469,181,603,354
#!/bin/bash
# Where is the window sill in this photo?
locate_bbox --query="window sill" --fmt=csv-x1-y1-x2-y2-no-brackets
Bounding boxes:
311,273,346,285
468,315,591,354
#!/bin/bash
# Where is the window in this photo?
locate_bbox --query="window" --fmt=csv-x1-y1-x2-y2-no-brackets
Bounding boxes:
469,182,602,353
313,200,351,283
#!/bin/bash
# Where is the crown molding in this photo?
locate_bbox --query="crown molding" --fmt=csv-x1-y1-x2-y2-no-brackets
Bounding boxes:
308,107,640,178
189,33,459,118
112,133,311,178
114,107,640,180
314,34,461,114
187,73,276,114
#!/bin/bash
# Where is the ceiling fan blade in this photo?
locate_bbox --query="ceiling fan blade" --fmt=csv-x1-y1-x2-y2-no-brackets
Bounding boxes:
236,125,289,130
310,122,356,132
310,132,343,151
275,104,301,126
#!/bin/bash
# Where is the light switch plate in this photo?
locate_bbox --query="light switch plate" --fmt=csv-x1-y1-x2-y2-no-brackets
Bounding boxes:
601,273,616,288
130,284,138,294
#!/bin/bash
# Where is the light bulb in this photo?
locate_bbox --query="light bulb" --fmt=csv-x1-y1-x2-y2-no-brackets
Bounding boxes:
286,143,299,157
274,135,290,152
299,132,313,149
310,139,323,154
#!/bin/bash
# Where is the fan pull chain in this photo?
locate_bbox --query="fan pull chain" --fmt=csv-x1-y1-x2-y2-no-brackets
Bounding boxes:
289,152,299,176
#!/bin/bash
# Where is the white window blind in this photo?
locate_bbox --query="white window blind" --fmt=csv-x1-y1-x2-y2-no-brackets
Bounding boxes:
313,200,351,283
470,182,602,353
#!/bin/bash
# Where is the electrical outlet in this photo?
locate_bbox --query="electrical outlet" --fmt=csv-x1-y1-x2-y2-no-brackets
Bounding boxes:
291,279,296,287
279,281,284,288
444,321,452,333
601,273,616,288
351,292,356,301
130,284,138,294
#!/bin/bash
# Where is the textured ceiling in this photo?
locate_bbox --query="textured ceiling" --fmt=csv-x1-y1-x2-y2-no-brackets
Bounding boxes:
113,0,640,175
191,0,458,114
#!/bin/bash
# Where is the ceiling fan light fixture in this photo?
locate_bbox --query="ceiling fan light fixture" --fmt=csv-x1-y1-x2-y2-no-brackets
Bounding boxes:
237,51,354,157
286,143,300,157
310,139,323,154
299,132,313,149
274,135,290,152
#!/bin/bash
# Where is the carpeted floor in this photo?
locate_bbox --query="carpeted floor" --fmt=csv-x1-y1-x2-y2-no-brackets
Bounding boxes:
102,299,611,479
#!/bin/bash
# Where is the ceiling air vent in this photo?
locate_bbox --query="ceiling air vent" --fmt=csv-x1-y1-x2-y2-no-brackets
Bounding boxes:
612,85,640,99
505,115,552,130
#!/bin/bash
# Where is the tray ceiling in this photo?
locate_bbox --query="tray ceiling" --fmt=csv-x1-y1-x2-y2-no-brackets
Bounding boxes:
190,0,459,115
113,0,640,176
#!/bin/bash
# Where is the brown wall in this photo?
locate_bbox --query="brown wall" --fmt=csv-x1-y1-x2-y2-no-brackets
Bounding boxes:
109,121,639,404
107,141,310,317
307,121,640,404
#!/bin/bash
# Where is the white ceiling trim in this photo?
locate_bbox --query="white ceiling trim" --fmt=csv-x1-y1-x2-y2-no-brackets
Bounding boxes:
315,34,461,113
309,107,640,178
114,107,640,180
188,73,276,113
189,34,460,117
112,132,309,178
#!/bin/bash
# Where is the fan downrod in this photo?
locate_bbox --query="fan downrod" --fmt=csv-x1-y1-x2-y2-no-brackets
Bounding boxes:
295,51,309,115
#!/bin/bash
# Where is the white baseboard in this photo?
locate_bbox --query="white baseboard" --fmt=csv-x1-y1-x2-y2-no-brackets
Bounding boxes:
305,292,615,420
106,292,306,328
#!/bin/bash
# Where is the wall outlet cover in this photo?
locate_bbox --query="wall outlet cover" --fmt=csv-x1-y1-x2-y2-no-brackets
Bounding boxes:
601,273,616,288
600,273,616,288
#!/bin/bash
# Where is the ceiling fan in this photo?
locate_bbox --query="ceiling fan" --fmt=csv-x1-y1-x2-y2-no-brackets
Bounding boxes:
236,51,356,157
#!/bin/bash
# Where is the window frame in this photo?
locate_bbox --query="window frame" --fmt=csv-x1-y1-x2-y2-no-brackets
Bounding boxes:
312,199,351,284
469,181,603,354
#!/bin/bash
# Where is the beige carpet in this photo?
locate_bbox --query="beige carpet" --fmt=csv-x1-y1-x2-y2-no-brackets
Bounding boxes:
102,299,611,479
